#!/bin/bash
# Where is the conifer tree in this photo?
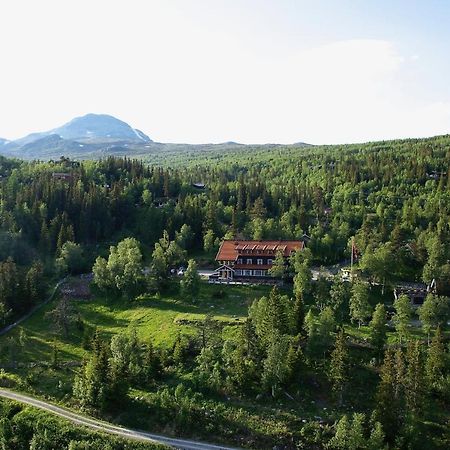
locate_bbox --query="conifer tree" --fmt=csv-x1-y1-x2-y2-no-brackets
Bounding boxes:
327,414,350,449
418,294,450,344
25,260,45,306
375,348,400,441
293,291,305,335
349,281,372,328
369,303,387,363
347,413,366,450
329,277,350,320
425,326,446,392
141,340,161,383
394,347,406,403
304,309,316,339
285,340,304,387
367,421,386,450
329,328,348,406
404,340,424,414
393,294,412,344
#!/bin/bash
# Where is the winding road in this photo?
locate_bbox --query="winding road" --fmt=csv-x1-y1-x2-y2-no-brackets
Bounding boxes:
0,389,240,450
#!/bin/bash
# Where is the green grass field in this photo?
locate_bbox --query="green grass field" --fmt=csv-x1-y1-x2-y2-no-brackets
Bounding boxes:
0,279,274,364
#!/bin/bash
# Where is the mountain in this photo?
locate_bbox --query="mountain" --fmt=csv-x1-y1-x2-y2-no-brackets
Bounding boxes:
51,113,151,143
0,114,155,159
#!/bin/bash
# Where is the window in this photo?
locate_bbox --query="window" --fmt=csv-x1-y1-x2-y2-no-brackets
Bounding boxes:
246,258,252,265
268,259,273,265
261,270,267,277
254,270,262,276
244,270,252,276
235,269,242,276
257,258,263,265
237,258,243,264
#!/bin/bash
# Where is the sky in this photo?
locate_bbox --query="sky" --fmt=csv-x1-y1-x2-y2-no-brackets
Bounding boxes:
0,0,450,144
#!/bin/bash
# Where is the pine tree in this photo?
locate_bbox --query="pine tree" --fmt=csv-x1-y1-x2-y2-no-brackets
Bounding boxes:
285,340,303,387
293,291,305,335
328,414,350,449
38,221,51,254
349,281,372,328
329,328,348,406
418,294,450,344
394,347,406,403
404,340,424,414
25,260,45,307
425,326,446,392
57,222,75,252
367,421,386,450
73,339,112,410
222,321,260,394
347,413,366,449
369,303,387,363
142,340,161,383
375,348,401,441
330,277,350,320
314,276,330,311
254,287,290,344
203,229,216,253
393,294,412,344
304,309,316,338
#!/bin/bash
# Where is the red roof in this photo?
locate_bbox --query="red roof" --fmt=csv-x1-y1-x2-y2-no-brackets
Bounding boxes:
216,240,304,261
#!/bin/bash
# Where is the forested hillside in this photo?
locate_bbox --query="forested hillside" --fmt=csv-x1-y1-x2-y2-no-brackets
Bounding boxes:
0,135,449,449
1,135,449,313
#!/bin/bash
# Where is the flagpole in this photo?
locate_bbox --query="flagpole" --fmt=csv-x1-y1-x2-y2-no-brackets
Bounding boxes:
350,237,354,279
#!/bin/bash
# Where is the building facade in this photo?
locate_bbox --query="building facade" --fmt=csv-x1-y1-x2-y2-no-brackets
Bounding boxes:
209,240,304,282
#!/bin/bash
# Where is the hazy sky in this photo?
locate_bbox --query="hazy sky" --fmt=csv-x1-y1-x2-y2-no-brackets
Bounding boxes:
1,0,450,144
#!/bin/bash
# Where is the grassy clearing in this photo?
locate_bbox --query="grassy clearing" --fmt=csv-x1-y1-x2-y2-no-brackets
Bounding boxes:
0,279,275,364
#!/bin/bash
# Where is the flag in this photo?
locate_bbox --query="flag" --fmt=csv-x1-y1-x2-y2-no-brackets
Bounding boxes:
351,237,359,262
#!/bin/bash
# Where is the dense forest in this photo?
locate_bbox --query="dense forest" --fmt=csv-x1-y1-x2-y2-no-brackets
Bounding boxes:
0,135,449,449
